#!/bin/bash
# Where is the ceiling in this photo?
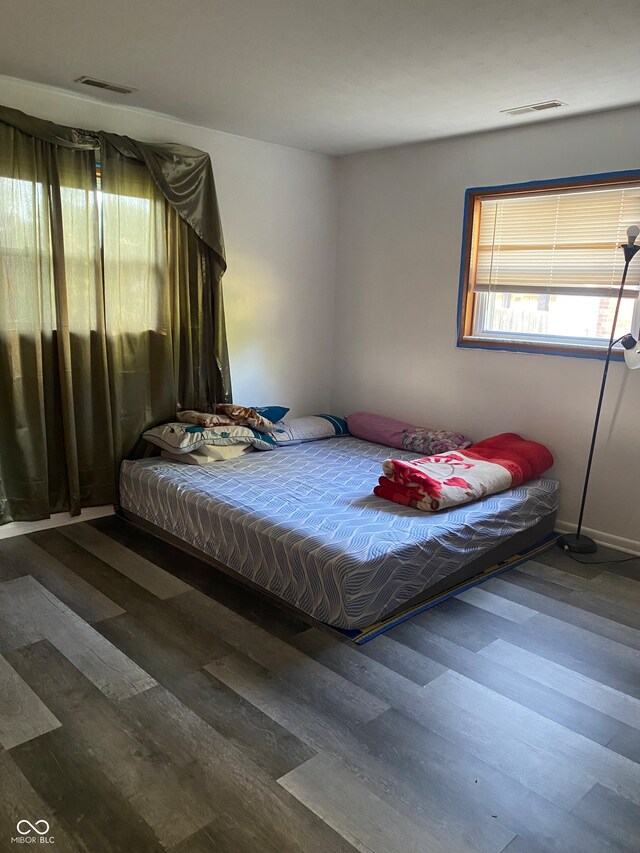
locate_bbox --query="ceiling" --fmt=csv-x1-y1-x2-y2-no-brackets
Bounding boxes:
0,0,638,155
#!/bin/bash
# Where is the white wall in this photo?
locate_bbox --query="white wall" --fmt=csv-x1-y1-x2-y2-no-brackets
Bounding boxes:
2,76,638,549
334,106,640,549
0,76,337,415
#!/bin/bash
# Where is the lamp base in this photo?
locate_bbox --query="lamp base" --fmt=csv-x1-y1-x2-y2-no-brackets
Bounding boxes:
556,533,597,555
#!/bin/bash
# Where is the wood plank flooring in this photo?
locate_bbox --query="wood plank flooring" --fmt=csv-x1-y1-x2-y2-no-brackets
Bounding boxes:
0,515,639,852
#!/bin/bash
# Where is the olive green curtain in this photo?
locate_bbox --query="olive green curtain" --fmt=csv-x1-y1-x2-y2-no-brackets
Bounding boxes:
0,105,227,269
100,140,231,461
164,203,231,419
0,106,230,525
0,122,114,522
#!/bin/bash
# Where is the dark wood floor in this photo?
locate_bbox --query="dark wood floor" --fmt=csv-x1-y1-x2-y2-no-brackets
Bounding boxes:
1,516,639,852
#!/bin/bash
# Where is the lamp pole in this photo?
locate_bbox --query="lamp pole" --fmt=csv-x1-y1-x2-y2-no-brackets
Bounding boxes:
557,226,640,554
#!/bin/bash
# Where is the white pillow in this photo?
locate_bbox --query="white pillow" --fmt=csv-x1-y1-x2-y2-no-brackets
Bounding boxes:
272,415,349,445
198,444,252,460
144,423,277,453
160,444,252,465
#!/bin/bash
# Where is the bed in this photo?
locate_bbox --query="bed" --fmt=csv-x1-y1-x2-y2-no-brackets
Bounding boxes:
119,436,559,629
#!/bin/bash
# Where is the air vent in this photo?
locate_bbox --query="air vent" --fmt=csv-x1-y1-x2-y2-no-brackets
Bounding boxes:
500,100,566,117
74,76,137,95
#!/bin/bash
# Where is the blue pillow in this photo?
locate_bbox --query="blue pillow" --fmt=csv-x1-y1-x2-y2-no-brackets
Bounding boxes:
252,405,290,424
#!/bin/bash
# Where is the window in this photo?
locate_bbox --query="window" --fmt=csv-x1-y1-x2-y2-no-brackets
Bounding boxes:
458,172,640,358
0,159,164,336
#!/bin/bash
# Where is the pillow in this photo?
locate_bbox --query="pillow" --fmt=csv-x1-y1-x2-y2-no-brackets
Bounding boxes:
273,415,349,445
346,412,414,450
143,423,277,453
402,427,473,455
251,405,290,424
346,411,472,453
197,444,254,460
213,404,277,433
160,444,252,465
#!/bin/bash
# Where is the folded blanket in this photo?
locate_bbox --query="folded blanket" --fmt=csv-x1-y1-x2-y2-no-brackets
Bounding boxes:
375,433,553,512
177,410,235,428
214,404,277,433
177,405,278,433
374,478,420,508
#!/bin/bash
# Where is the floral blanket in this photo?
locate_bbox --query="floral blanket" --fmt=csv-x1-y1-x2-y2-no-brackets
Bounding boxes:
375,432,553,512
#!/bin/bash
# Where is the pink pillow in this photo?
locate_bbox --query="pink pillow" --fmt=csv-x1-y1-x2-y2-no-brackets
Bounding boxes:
346,411,473,453
346,412,415,450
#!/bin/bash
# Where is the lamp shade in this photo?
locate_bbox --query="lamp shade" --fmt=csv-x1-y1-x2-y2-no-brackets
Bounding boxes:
624,340,640,369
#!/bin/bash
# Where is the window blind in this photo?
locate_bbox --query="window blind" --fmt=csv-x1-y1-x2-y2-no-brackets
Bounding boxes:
473,184,640,297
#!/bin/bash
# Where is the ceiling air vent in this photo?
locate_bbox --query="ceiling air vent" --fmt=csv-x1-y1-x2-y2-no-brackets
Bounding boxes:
74,76,137,95
500,100,566,117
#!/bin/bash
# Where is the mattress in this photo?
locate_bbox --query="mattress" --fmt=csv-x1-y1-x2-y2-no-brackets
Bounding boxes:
119,436,559,629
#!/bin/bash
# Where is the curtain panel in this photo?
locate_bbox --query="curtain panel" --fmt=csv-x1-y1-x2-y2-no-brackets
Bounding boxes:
0,105,231,525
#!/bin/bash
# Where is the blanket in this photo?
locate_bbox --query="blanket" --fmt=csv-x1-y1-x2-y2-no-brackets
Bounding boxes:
375,432,553,512
177,404,276,433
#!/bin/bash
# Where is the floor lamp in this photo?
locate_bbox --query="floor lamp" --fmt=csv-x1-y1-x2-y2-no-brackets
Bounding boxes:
557,224,640,554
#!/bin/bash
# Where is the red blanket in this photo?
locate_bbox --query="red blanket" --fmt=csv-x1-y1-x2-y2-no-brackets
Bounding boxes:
375,432,553,512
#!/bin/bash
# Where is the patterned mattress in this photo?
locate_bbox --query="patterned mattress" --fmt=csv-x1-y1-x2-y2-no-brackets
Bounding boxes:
119,437,559,628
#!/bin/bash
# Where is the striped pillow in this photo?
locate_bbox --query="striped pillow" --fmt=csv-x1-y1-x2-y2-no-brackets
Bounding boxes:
272,415,349,445
143,423,278,453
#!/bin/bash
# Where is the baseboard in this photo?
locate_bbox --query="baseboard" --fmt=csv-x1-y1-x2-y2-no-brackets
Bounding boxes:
555,519,640,557
0,505,115,541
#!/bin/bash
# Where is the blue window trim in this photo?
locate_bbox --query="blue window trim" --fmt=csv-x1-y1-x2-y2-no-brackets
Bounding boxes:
456,168,640,362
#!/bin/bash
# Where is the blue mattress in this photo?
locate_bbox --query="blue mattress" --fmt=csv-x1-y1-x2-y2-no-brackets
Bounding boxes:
119,437,559,628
